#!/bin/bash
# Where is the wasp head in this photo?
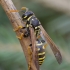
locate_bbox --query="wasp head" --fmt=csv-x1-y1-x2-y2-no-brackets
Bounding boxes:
22,11,34,20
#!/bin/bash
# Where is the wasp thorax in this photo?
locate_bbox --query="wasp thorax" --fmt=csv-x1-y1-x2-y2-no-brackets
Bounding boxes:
30,17,40,27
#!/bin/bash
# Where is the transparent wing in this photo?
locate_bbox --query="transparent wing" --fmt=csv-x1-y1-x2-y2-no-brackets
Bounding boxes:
29,27,40,70
40,25,62,64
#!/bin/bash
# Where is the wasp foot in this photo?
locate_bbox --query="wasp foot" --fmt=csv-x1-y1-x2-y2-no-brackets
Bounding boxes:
17,33,24,39
13,26,23,32
44,44,48,49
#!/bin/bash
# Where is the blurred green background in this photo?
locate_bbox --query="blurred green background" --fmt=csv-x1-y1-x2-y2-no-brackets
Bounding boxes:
0,0,70,70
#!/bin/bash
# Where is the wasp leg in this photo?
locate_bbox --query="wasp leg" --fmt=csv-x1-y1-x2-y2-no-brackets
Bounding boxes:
28,45,32,70
13,26,23,32
13,26,26,39
43,44,48,49
23,26,30,37
16,33,24,39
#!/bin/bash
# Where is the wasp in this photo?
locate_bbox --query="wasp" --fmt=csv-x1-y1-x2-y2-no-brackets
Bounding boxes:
20,7,62,63
10,7,62,70
35,39,47,65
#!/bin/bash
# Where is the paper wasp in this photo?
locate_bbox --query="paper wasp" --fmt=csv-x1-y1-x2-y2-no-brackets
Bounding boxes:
10,7,62,70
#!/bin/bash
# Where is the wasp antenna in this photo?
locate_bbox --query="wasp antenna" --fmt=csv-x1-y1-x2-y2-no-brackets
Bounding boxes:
21,7,28,12
9,9,21,12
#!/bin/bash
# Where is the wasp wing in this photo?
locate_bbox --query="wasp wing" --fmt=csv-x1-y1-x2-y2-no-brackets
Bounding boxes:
40,25,62,64
29,27,40,70
29,27,36,61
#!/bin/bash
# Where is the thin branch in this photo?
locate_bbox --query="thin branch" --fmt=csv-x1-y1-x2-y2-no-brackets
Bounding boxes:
33,0,70,15
0,0,37,70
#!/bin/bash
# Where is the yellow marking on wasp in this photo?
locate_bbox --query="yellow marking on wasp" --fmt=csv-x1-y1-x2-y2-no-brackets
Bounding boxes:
38,26,40,28
35,29,39,31
39,61,43,63
36,42,43,46
39,56,45,60
13,26,23,31
42,46,45,49
17,33,24,39
27,16,32,21
39,60,44,63
29,24,32,27
24,16,27,18
38,52,45,55
26,24,29,27
37,48,40,51
35,27,38,29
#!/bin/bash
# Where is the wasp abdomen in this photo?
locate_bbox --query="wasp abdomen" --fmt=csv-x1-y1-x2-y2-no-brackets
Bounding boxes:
36,40,46,65
38,52,45,65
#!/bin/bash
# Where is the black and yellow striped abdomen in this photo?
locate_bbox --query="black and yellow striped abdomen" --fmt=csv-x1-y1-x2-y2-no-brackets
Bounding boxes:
38,46,45,65
36,40,46,65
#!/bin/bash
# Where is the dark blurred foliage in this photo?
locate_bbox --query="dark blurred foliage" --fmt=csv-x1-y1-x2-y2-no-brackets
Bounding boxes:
0,0,70,70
